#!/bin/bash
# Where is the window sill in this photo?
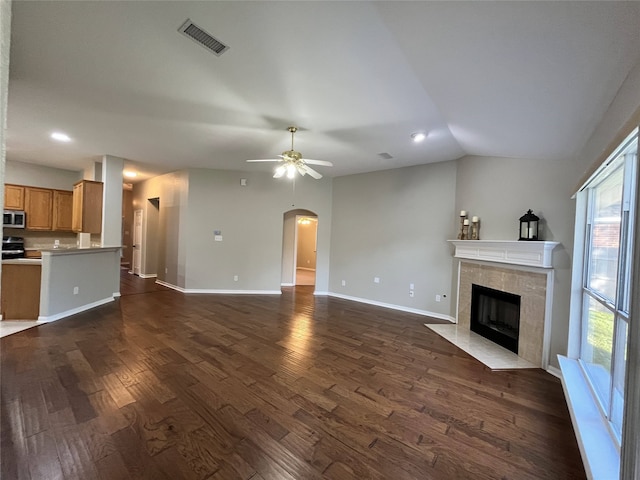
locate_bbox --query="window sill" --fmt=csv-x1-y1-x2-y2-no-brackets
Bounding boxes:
558,355,620,480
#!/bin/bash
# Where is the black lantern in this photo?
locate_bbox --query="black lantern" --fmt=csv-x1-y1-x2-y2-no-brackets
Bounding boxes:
519,209,539,241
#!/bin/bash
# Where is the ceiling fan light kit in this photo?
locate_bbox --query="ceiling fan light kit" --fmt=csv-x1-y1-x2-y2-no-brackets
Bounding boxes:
246,126,333,180
411,132,427,143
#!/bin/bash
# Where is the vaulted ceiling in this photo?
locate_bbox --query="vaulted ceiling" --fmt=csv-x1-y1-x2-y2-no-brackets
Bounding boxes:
6,1,640,181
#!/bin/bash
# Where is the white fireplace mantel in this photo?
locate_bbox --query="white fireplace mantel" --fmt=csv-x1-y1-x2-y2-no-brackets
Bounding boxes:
448,240,560,268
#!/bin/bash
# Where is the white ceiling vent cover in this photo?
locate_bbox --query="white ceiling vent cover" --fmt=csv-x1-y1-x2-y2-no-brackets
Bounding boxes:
178,19,229,56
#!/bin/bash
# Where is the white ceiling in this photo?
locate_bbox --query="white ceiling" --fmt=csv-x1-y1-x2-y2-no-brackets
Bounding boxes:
6,1,640,181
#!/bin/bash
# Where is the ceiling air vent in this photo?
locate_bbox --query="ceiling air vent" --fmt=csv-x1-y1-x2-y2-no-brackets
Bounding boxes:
378,152,394,160
178,19,229,56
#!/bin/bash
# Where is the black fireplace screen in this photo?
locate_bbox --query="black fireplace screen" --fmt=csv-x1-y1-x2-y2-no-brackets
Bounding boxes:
470,284,521,354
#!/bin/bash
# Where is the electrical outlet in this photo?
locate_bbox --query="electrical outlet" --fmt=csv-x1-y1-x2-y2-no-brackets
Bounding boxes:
409,290,414,297
374,277,380,284
409,283,414,290
233,275,238,282
435,294,441,302
341,280,346,287
73,286,79,295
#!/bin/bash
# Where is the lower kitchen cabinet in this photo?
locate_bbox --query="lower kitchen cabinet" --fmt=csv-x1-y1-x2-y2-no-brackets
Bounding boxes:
1,264,41,319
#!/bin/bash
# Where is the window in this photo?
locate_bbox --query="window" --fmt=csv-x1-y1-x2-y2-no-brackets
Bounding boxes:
579,128,637,439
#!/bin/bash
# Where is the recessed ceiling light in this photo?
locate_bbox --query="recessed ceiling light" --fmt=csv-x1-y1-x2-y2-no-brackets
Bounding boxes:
123,171,138,178
411,132,427,143
51,132,71,142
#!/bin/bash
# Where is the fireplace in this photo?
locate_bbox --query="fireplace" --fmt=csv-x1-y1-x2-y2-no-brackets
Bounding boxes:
470,284,521,354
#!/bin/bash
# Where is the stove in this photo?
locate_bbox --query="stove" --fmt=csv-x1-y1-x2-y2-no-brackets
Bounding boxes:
2,236,25,259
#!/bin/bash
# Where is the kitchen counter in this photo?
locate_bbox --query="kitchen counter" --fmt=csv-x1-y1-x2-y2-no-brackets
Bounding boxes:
40,246,118,255
1,246,122,322
2,258,43,265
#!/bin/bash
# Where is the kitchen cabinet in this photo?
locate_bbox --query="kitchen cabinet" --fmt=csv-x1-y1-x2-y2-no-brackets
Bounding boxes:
4,184,25,210
1,263,41,319
52,190,73,231
25,187,53,230
73,180,103,234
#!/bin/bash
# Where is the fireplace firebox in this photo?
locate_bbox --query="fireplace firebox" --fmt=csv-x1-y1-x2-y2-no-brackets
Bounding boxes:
470,284,521,354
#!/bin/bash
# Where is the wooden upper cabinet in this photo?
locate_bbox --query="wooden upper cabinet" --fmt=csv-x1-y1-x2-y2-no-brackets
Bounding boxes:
4,184,25,210
52,190,74,231
24,187,53,231
73,180,103,234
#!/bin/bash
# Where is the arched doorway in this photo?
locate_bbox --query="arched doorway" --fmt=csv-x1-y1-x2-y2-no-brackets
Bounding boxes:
281,209,318,287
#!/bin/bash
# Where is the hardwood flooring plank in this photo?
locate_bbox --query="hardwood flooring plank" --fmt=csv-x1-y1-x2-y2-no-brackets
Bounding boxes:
95,451,134,480
26,430,64,480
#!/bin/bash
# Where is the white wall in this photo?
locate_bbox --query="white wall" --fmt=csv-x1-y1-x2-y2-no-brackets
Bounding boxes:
575,59,640,182
132,170,189,287
297,219,317,270
455,155,576,369
329,161,457,318
0,0,10,299
5,159,80,190
184,169,332,293
100,155,123,247
0,0,9,214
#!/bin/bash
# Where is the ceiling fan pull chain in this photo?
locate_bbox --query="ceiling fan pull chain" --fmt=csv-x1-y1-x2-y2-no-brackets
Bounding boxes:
291,176,296,207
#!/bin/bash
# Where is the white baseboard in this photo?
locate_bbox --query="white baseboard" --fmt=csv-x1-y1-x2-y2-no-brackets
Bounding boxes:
37,297,115,323
326,292,456,322
139,273,158,279
281,282,295,287
546,365,561,379
155,280,281,295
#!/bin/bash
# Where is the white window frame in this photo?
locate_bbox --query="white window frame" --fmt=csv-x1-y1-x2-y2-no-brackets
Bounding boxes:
562,127,638,479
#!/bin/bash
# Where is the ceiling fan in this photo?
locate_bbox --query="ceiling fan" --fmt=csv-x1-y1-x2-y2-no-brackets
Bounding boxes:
247,126,333,179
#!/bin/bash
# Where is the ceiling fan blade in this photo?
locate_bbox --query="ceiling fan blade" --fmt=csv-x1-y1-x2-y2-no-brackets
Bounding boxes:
300,164,323,179
295,164,307,176
302,159,333,167
246,159,282,163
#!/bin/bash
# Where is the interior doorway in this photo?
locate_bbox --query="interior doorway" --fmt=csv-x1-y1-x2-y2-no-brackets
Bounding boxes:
281,209,318,287
295,215,317,286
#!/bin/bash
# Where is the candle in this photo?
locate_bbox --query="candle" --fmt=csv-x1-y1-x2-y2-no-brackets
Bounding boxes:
463,219,469,225
460,210,467,217
472,216,478,222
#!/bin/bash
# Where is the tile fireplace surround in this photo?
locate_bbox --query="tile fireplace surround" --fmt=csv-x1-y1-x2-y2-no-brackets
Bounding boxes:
447,240,559,369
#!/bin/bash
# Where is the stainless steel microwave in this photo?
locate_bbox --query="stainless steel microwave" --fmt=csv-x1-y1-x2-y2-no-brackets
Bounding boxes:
3,210,26,228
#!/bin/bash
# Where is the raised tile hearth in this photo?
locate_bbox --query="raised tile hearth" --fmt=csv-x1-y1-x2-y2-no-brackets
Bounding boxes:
424,323,537,370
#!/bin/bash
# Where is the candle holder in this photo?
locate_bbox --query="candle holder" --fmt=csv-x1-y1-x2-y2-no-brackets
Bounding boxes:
457,214,467,239
462,221,470,240
471,219,479,240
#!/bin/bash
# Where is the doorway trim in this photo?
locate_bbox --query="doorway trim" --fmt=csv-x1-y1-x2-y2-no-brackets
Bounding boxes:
132,208,143,276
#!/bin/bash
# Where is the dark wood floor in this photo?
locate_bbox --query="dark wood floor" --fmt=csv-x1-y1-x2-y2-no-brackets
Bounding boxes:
1,273,586,479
